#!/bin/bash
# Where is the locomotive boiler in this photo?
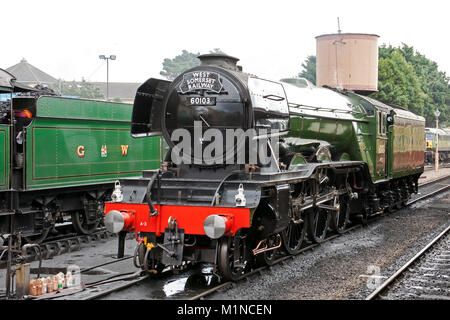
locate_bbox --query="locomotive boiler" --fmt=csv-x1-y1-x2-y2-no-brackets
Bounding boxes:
104,54,425,280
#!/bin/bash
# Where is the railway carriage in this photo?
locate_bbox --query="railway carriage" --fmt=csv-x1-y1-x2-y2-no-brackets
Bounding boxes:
425,127,450,164
104,54,425,280
0,69,163,243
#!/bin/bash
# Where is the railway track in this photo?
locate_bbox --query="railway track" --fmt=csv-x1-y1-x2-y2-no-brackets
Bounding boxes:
4,172,446,269
0,229,116,269
186,177,450,301
366,225,450,300
22,174,450,300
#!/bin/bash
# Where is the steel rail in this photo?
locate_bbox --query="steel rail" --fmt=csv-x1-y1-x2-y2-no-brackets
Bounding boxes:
365,224,450,300
81,272,150,300
407,184,450,206
189,179,450,301
0,229,118,268
33,174,450,301
418,173,450,187
188,224,362,300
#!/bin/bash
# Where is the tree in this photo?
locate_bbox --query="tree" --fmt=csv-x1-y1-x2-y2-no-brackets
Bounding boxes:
210,48,227,55
371,44,449,126
160,49,228,81
50,79,104,99
370,49,425,117
397,44,450,126
296,46,450,127
160,50,200,81
298,55,316,85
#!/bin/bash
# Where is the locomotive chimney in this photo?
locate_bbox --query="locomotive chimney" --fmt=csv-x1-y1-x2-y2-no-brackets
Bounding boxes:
198,54,240,72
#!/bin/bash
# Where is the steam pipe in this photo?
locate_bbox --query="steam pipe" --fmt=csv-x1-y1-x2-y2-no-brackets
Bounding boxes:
146,170,161,216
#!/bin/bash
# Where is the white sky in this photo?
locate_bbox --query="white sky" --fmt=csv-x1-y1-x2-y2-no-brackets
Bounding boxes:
2,0,450,83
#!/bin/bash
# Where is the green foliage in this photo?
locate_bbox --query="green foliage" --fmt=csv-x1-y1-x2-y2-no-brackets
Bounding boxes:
160,50,200,81
210,48,227,55
370,49,425,117
297,45,449,127
50,79,104,99
298,55,316,85
160,49,228,81
371,44,449,127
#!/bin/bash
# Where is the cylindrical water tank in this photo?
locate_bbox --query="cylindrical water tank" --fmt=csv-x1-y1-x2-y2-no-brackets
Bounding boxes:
316,33,379,91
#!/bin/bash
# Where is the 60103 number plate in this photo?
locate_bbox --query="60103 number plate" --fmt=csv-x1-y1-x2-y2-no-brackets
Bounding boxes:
185,97,216,106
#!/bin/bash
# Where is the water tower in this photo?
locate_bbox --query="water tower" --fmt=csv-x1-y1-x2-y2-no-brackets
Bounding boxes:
315,33,379,92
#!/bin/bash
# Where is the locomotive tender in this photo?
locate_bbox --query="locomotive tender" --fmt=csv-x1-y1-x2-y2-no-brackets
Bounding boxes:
105,54,425,280
0,69,162,243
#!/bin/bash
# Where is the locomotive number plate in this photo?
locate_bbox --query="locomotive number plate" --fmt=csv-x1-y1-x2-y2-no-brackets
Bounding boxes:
185,97,216,106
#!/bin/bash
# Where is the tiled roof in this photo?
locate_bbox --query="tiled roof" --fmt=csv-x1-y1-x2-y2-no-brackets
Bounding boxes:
6,58,58,84
89,82,140,100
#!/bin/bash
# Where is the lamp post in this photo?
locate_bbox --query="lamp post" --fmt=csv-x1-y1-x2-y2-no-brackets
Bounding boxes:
434,109,440,172
99,55,116,101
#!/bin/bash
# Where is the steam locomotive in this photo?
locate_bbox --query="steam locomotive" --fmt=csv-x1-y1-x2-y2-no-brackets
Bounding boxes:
105,54,425,280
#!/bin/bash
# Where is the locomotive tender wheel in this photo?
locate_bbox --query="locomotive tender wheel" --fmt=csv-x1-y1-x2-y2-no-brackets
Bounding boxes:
71,211,100,235
306,208,329,243
24,227,50,244
281,217,306,255
330,196,350,234
218,233,251,281
353,205,369,226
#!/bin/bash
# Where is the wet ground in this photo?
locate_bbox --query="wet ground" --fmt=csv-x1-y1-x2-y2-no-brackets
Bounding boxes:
380,230,450,300
101,182,450,300
210,190,450,300
0,174,448,300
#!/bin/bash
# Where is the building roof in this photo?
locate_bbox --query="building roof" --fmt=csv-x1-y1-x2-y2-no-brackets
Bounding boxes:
6,58,58,84
89,82,140,100
0,68,15,92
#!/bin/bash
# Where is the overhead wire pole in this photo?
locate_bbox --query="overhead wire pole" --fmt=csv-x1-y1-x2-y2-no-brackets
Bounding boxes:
435,109,440,171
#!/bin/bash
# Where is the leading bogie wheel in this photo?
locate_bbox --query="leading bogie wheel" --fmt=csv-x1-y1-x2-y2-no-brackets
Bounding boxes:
218,233,251,281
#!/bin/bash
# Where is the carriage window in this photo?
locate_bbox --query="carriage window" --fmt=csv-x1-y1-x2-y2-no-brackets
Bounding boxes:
378,112,382,135
378,111,387,136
